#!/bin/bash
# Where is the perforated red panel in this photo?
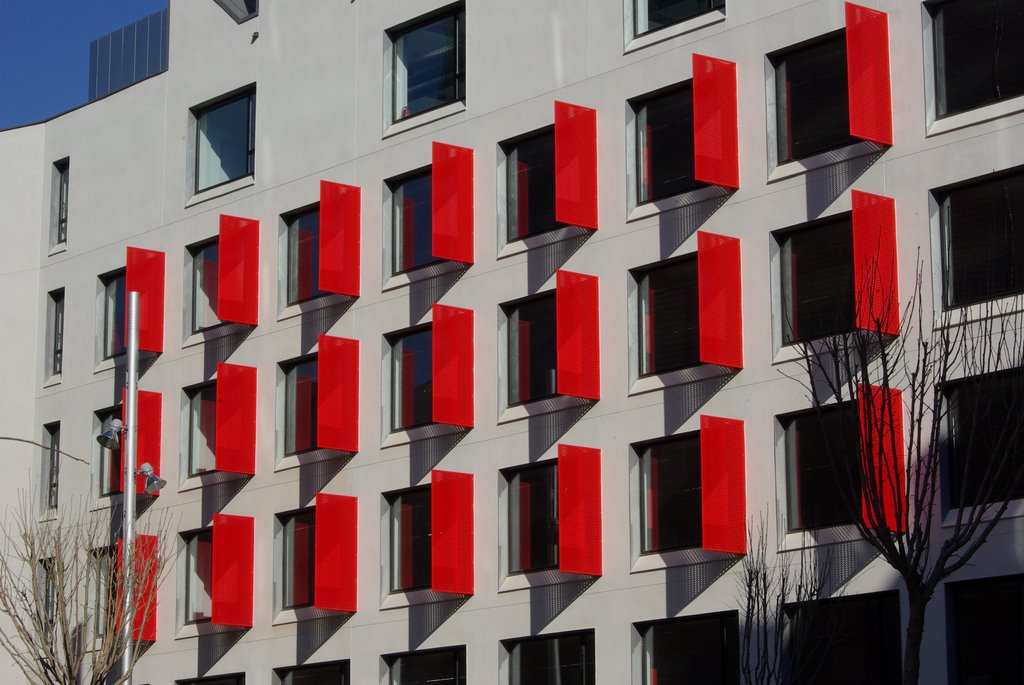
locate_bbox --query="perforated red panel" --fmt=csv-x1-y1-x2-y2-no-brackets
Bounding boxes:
125,247,165,353
432,142,474,264
846,3,893,146
852,190,899,336
558,444,602,576
693,54,739,189
554,101,598,229
122,389,162,495
315,493,358,612
697,232,743,369
556,270,601,400
215,362,257,475
217,214,260,325
318,335,359,453
212,513,254,627
700,415,746,554
116,534,158,642
431,470,474,595
432,304,475,428
859,384,906,533
320,180,361,297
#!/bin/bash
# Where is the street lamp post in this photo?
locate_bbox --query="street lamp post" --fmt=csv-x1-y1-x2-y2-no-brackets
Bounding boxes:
120,290,140,684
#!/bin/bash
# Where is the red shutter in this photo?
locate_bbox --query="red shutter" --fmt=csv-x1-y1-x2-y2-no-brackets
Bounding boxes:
116,534,158,642
432,142,474,264
212,513,254,627
122,389,162,495
215,362,257,474
554,101,598,230
852,190,899,336
315,493,358,612
859,384,906,533
125,247,165,353
556,270,601,400
320,181,361,297
431,470,474,595
692,54,740,189
217,214,260,325
432,304,475,428
700,415,746,555
558,444,602,576
846,3,893,146
697,232,743,369
317,335,359,453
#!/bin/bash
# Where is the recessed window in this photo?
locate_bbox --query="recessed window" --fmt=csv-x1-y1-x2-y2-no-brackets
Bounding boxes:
506,631,595,685
948,574,1024,683
502,129,561,241
39,559,56,636
185,382,217,477
92,546,116,637
638,613,739,685
506,461,558,573
43,422,60,510
388,486,432,592
781,404,859,532
637,257,699,375
279,509,316,610
48,289,64,377
53,158,69,246
282,357,318,455
194,89,256,193
632,85,704,203
385,646,466,685
640,434,701,553
212,0,258,23
503,294,557,405
188,239,221,334
771,33,857,163
635,0,724,36
96,407,122,497
285,206,325,305
938,169,1024,308
930,0,1024,118
275,660,349,685
100,270,126,359
777,216,855,344
390,171,436,274
182,529,213,624
178,676,245,685
389,327,433,431
390,7,465,122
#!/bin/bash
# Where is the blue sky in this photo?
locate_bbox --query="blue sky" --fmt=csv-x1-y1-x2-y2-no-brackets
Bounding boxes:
0,1,168,130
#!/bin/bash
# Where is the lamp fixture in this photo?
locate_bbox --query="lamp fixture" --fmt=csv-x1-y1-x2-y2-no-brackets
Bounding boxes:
137,462,167,495
96,418,124,450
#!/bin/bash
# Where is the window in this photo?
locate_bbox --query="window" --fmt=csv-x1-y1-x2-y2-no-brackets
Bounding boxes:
279,510,315,610
390,171,436,274
771,33,857,163
632,85,704,204
504,294,557,405
185,383,217,477
639,435,701,553
781,404,859,532
948,574,1024,683
286,207,325,305
506,462,558,573
276,661,349,685
212,0,258,23
939,169,1024,308
92,547,116,637
637,257,699,375
43,422,60,510
39,559,55,636
930,0,1024,118
385,646,466,685
390,7,465,122
194,89,256,193
388,487,431,592
503,129,562,241
506,631,595,685
100,270,126,359
282,357,318,455
182,529,213,624
53,158,69,246
48,289,64,377
389,327,433,431
189,239,221,333
777,216,855,344
635,0,724,36
638,613,739,685
178,676,244,685
96,407,122,496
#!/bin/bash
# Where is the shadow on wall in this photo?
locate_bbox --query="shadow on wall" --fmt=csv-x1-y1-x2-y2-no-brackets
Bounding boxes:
663,372,734,435
202,325,256,380
300,297,355,354
530,575,598,634
665,556,741,616
527,230,592,294
805,148,885,219
658,190,731,259
297,613,351,664
528,401,593,461
197,628,248,676
409,595,469,649
410,267,468,324
409,430,468,484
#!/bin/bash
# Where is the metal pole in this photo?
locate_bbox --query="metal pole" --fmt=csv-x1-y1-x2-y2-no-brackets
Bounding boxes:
120,291,140,684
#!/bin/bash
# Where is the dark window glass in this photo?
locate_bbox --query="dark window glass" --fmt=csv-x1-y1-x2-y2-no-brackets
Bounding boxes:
55,159,69,244
636,0,725,36
641,613,739,685
634,86,703,203
506,295,557,405
44,422,60,510
509,631,595,685
183,529,214,623
195,89,256,193
284,358,318,455
178,675,244,685
505,130,561,240
190,240,221,333
97,407,122,496
392,9,465,121
779,217,855,344
92,547,116,636
641,435,701,552
186,383,217,476
940,170,1024,308
949,575,1024,683
774,34,857,162
281,510,316,609
277,661,349,685
391,328,433,430
639,257,700,374
287,207,325,304
50,289,64,376
783,405,859,531
387,647,466,685
392,172,437,274
390,487,432,592
102,271,126,358
507,462,559,573
932,0,1024,118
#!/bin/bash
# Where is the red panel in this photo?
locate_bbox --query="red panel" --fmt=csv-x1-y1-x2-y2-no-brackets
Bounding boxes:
558,444,602,576
700,415,746,554
556,270,601,400
215,362,257,475
217,214,260,325
122,389,162,495
853,190,899,336
698,231,743,369
859,384,906,533
431,470,474,595
116,534,158,642
318,335,359,453
320,181,361,297
846,3,893,146
125,247,165,353
692,54,740,189
315,493,358,612
212,513,254,627
431,142,474,264
432,304,475,428
554,101,598,229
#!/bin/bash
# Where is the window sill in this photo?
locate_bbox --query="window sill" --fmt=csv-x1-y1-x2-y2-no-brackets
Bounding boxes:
628,364,733,397
779,523,862,552
272,605,338,626
383,101,466,139
942,498,1024,529
185,176,255,208
626,185,730,223
768,140,883,184
174,620,236,640
277,292,353,323
381,587,459,610
927,95,1024,137
382,422,464,449
276,448,348,472
498,568,586,593
48,243,67,258
497,394,592,425
936,294,1024,331
630,547,735,573
178,469,246,492
383,259,467,292
498,225,591,260
182,321,247,349
93,354,124,375
42,374,62,389
624,9,726,54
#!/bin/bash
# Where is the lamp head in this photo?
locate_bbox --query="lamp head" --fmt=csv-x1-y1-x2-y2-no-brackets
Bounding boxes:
138,462,167,495
96,418,124,450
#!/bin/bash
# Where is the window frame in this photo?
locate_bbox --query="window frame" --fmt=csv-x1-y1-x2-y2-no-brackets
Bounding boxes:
386,325,434,433
630,82,706,205
91,546,116,638
633,0,726,39
187,238,223,336
638,433,703,554
504,630,595,685
177,675,245,685
502,292,558,407
499,126,564,243
277,508,316,611
183,381,217,479
283,204,326,307
181,528,214,625
388,5,466,125
280,355,319,457
192,88,256,195
635,255,701,377
387,169,438,277
95,406,122,498
52,158,69,247
636,611,740,685
99,269,126,360
383,645,466,685
48,288,65,378
504,460,560,575
43,422,60,511
947,573,1024,684
387,485,432,594
274,660,349,685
